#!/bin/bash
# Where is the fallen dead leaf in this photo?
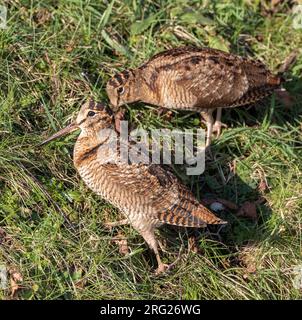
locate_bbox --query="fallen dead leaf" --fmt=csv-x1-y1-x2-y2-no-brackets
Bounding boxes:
112,232,129,256
0,227,6,244
9,269,23,298
258,178,268,192
239,245,262,280
65,41,75,53
237,201,258,220
34,8,52,25
243,263,257,280
201,198,238,211
10,278,20,297
276,89,295,109
246,263,257,274
255,34,264,42
188,235,203,255
242,273,250,280
10,270,23,283
216,198,238,211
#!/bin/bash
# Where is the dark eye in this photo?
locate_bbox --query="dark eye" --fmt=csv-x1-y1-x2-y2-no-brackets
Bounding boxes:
117,87,124,95
88,111,96,117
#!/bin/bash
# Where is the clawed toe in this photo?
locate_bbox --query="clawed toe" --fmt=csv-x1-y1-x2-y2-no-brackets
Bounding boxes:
155,250,183,275
155,263,174,275
212,121,228,138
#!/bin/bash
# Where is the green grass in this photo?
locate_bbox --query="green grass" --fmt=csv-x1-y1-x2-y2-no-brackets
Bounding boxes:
0,0,302,300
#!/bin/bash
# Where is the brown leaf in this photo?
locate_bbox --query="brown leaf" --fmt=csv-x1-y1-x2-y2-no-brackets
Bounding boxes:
9,269,23,297
216,198,238,211
0,227,6,244
74,278,86,289
246,263,257,274
10,279,18,297
65,41,75,53
188,235,203,255
255,34,264,42
243,263,257,280
112,232,129,256
237,201,258,220
34,8,52,25
276,89,295,109
201,198,238,211
258,178,268,192
11,270,23,283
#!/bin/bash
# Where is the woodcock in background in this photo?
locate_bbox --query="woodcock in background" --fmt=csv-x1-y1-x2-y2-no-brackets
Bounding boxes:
106,46,282,147
41,100,226,274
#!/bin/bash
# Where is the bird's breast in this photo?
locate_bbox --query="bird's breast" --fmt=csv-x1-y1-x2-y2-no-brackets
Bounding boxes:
75,155,160,226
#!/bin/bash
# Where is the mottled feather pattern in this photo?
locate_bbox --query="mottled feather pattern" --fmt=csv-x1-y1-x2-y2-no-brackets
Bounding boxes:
74,134,224,229
107,46,281,112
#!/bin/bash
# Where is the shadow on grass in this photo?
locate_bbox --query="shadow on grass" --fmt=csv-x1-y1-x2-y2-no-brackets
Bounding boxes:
141,75,302,270
132,155,274,272
221,74,302,132
97,86,302,271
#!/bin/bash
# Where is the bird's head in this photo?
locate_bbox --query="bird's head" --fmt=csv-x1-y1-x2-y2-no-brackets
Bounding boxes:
40,100,114,145
106,69,139,108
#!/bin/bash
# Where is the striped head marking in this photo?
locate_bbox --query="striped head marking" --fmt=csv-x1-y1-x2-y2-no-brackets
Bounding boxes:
106,69,138,108
88,100,113,116
76,100,114,130
40,100,114,145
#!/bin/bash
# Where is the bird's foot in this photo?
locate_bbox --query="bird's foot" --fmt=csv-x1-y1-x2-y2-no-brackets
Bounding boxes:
155,246,184,275
155,263,173,275
212,121,227,138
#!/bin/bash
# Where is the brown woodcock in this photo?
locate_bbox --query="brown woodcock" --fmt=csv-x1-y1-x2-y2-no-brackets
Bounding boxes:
106,46,282,147
40,100,227,274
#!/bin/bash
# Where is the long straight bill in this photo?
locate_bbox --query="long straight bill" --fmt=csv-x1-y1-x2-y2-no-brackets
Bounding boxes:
39,122,79,146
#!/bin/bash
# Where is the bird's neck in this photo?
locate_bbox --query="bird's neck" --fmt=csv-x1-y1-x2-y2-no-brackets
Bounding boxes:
73,125,117,168
134,71,160,106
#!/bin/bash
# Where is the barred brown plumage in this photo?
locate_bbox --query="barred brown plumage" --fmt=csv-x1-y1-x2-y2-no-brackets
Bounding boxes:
40,100,226,274
106,46,282,147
